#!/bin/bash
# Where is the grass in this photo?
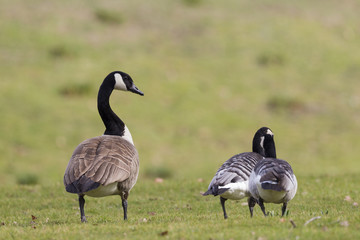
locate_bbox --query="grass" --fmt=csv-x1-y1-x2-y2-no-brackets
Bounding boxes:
0,175,359,239
1,0,360,239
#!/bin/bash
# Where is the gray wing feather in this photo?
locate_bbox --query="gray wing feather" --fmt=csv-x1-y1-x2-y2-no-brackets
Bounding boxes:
208,152,263,189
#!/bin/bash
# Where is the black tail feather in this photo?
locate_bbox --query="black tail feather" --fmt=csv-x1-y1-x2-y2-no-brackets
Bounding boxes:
65,175,100,194
217,187,230,195
202,185,230,196
202,189,213,196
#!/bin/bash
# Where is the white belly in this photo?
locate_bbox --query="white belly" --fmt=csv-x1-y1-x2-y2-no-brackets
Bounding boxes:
219,181,249,200
85,182,120,197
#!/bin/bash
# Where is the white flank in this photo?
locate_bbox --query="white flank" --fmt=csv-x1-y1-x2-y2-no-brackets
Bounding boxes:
249,172,261,200
85,182,119,197
219,181,249,200
287,174,298,201
114,73,127,91
122,125,134,145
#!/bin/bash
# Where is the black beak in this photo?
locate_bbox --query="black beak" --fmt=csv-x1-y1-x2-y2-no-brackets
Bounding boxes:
129,83,144,96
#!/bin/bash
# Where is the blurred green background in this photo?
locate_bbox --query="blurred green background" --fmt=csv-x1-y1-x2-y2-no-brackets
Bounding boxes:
1,0,360,186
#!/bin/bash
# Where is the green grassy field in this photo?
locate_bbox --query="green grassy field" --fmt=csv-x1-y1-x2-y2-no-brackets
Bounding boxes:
1,0,360,239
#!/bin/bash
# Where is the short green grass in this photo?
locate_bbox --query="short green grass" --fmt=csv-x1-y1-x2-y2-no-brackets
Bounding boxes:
0,175,359,239
1,0,360,239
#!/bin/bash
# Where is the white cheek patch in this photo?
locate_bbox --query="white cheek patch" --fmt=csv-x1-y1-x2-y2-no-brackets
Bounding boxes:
260,136,265,149
266,129,274,136
114,73,127,91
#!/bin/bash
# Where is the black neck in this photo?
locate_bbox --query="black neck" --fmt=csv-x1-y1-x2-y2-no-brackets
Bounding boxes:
263,140,277,158
252,136,277,158
97,81,125,136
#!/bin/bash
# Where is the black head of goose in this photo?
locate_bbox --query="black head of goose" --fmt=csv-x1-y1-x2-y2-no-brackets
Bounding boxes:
63,71,143,222
249,157,297,217
202,127,276,219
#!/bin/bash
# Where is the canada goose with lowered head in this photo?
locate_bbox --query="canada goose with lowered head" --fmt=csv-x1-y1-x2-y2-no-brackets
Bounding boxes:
63,71,144,222
203,127,276,219
249,157,297,217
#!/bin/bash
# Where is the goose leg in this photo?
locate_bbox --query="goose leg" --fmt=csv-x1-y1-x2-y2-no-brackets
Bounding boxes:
79,195,87,223
121,192,129,220
220,197,228,219
122,199,128,220
281,202,287,217
248,197,256,218
258,198,267,217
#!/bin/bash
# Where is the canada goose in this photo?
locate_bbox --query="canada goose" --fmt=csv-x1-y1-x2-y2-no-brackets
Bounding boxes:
63,71,144,222
249,157,297,217
203,127,276,219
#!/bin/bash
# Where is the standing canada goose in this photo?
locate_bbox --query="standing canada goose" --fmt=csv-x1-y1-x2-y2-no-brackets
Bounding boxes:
63,71,144,222
203,127,276,219
249,157,297,217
